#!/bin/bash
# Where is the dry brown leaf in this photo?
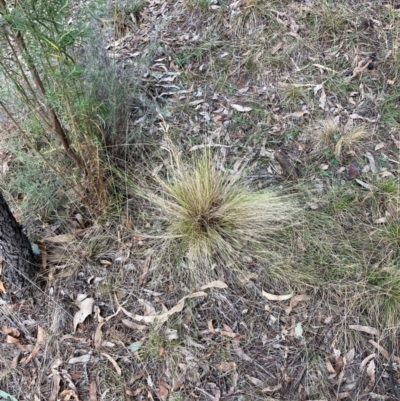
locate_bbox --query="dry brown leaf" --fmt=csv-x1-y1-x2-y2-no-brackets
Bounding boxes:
120,292,207,324
156,381,169,401
6,335,20,344
43,234,75,243
2,326,20,339
365,152,377,173
289,17,300,33
246,375,265,388
355,179,373,190
285,294,307,315
391,134,400,149
345,348,355,364
37,326,47,343
222,324,235,333
333,355,344,374
59,389,80,401
360,354,376,371
74,213,85,228
325,356,336,374
232,339,252,361
49,372,61,401
94,322,105,349
73,297,95,332
271,42,283,54
221,330,237,338
349,113,377,123
369,340,387,355
11,352,20,369
216,361,237,373
200,280,228,290
89,381,97,401
164,328,178,340
221,324,237,338
69,354,91,364
101,353,122,375
140,299,156,316
20,326,47,365
121,319,147,331
207,319,215,334
366,359,376,384
231,104,252,112
262,291,294,301
212,388,221,401
375,142,385,151
349,325,379,336
138,252,152,286
319,88,327,110
283,110,310,119
262,383,282,393
369,340,400,363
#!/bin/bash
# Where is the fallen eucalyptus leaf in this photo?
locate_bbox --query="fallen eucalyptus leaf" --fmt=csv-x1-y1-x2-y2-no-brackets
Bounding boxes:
349,325,379,336
231,104,252,112
73,298,95,332
262,291,293,301
200,280,228,290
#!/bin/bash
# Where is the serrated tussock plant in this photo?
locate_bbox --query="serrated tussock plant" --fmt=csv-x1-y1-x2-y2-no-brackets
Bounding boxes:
140,136,299,277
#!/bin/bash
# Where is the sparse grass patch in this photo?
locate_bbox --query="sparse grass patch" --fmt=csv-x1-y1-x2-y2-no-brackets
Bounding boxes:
280,83,309,109
366,266,400,327
384,222,400,247
184,0,212,11
378,92,400,125
328,190,356,214
305,0,351,38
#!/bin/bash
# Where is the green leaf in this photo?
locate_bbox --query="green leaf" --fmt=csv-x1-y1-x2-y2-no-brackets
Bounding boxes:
127,341,143,352
0,390,18,401
31,243,41,255
295,322,303,338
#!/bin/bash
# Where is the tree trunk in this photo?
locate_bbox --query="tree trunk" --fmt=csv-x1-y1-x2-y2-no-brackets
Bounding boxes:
0,190,37,292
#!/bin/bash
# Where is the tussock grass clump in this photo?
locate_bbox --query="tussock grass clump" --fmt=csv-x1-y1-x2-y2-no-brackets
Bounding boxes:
312,118,368,159
313,117,341,150
141,142,298,276
334,125,367,159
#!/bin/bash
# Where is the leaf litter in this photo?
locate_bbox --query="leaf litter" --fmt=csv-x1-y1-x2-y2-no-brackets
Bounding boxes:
2,0,400,400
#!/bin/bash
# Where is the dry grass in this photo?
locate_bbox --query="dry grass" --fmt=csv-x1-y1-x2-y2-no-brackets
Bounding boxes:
313,117,341,150
138,134,298,280
334,125,368,160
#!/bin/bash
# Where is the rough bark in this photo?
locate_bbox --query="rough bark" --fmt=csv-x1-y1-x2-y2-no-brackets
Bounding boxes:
0,190,37,292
